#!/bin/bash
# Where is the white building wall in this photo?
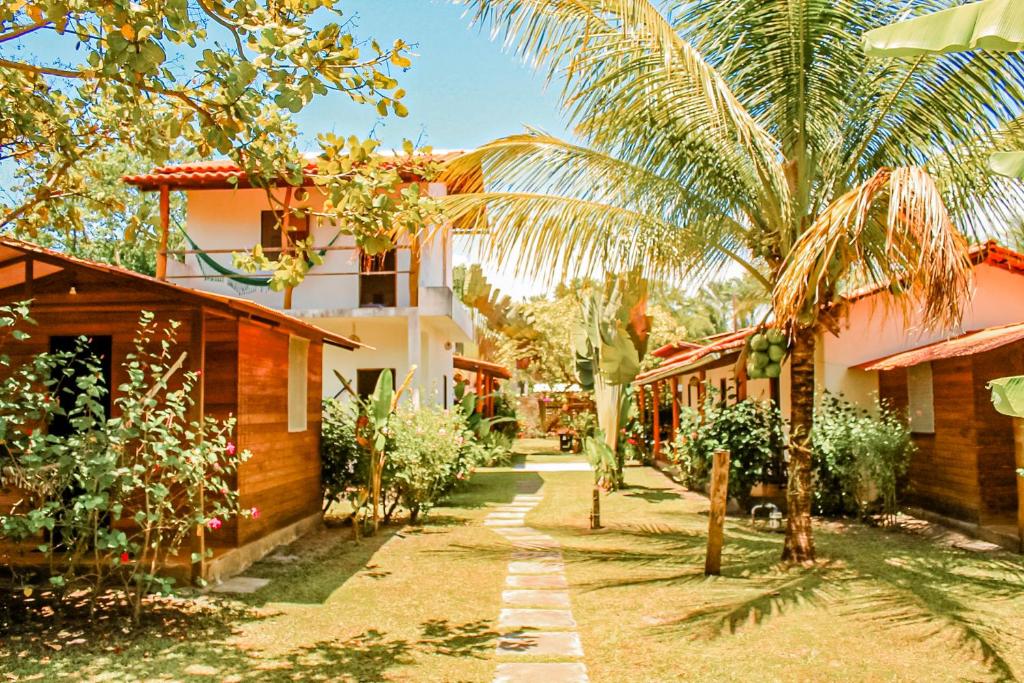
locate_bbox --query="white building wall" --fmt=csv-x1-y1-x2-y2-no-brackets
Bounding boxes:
821,263,1024,406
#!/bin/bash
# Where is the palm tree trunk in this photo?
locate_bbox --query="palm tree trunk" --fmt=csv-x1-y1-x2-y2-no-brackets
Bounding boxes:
782,324,816,563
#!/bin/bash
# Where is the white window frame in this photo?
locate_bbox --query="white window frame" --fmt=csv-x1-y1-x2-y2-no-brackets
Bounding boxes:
288,336,310,433
907,362,935,434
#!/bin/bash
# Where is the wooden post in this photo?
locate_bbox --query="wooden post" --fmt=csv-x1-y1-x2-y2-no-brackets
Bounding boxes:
590,487,601,529
1014,418,1024,552
281,187,294,309
156,184,170,281
637,384,646,427
652,381,662,460
670,376,680,443
704,449,730,576
475,371,484,413
189,308,208,581
408,232,420,307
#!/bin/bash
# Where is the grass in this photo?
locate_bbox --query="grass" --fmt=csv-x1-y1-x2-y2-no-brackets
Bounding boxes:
2,439,1023,681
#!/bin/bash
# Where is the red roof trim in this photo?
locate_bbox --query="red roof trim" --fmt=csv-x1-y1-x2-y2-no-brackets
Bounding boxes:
0,237,363,350
856,321,1024,371
845,241,1024,302
123,151,469,191
635,327,751,384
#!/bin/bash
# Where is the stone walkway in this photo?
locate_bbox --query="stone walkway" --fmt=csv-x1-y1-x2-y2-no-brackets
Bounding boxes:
486,481,589,683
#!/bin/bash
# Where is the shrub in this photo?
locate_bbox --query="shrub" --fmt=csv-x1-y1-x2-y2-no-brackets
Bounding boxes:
670,394,786,512
388,405,473,522
812,393,913,524
321,398,365,513
0,306,250,622
321,397,480,524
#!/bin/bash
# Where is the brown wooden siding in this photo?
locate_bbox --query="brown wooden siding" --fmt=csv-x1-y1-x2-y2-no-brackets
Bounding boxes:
235,320,323,546
969,346,1021,524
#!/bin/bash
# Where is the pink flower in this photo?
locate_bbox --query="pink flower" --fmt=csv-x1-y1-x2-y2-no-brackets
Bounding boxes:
250,507,260,519
226,442,236,456
119,552,130,564
627,438,638,446
206,518,223,531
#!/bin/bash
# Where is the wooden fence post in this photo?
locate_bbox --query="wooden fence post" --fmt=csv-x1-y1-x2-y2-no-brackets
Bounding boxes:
704,449,730,576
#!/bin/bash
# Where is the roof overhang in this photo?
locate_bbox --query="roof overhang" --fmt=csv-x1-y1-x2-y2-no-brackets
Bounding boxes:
453,354,512,380
0,237,364,350
857,321,1024,372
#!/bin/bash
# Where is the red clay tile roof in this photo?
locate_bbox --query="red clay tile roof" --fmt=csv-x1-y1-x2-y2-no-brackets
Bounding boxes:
635,327,751,385
0,237,364,350
856,321,1024,371
122,151,469,191
845,241,1024,302
453,354,512,380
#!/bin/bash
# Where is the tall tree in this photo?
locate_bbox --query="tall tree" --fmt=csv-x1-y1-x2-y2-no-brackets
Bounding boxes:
1,1,435,281
440,0,1024,562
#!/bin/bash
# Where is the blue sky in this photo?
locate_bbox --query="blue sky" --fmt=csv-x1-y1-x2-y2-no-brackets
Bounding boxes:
294,1,572,151
299,1,574,297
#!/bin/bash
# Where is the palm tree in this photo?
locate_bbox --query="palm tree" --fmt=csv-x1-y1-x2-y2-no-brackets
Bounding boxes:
441,0,1024,562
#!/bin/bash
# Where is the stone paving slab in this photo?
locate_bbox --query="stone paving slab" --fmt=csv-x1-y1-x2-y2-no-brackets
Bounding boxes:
209,576,270,594
511,496,544,502
508,559,565,574
511,550,562,560
499,608,577,629
493,506,536,512
487,511,528,520
506,574,569,589
494,662,589,683
485,519,526,527
502,589,571,608
496,631,584,657
493,527,542,536
509,538,559,548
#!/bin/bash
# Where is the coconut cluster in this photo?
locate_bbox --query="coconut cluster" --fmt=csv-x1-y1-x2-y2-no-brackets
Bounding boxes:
745,329,788,380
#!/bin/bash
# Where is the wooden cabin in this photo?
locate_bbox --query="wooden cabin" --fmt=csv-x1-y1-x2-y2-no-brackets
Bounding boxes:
862,323,1024,548
634,241,1024,551
0,237,360,580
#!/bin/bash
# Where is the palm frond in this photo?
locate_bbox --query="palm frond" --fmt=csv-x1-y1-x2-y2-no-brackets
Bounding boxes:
773,166,973,330
461,0,790,217
441,190,741,286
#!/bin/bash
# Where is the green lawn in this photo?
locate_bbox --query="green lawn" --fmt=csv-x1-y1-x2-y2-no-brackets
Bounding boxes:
3,442,1023,682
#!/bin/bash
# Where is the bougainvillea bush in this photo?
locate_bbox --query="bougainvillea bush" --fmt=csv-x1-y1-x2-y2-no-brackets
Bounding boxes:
0,305,251,622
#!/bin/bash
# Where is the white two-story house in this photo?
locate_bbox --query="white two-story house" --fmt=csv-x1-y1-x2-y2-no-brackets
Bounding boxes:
123,153,475,407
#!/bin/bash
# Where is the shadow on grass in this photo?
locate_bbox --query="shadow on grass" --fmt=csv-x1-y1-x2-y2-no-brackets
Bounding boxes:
1,590,498,681
623,485,682,504
239,528,398,607
441,471,545,509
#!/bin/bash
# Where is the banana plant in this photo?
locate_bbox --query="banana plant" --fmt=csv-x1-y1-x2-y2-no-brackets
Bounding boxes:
453,380,514,439
339,366,417,535
988,376,1024,480
574,271,651,489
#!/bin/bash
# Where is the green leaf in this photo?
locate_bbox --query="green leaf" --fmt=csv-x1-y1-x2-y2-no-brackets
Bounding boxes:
988,375,1024,417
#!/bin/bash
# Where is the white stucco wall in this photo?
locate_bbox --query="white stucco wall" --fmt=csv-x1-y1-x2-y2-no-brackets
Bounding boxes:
821,262,1024,405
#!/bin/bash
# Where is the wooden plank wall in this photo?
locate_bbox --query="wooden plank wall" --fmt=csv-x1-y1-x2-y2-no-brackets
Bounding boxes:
235,320,323,546
202,316,241,549
879,359,982,522
0,268,206,563
969,346,1022,524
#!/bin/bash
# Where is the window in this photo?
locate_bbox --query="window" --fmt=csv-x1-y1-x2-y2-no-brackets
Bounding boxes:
357,368,395,400
907,363,935,434
261,210,310,255
288,336,309,432
49,335,113,436
359,249,397,307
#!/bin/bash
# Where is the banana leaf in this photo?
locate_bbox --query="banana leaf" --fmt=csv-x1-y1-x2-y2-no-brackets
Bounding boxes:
863,0,1024,57
989,151,1024,179
988,375,1024,418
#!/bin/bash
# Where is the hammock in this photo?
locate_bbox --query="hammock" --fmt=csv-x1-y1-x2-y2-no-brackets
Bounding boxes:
175,221,344,296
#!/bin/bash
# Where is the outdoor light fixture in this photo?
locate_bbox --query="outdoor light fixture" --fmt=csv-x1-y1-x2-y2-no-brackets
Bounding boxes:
751,502,783,531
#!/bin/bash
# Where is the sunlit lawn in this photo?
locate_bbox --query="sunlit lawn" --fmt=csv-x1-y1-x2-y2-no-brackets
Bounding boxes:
2,440,1023,681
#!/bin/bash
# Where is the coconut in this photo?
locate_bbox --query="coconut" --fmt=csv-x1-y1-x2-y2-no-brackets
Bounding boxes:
765,328,787,346
749,333,769,351
764,362,782,379
767,345,786,362
746,359,764,379
750,351,770,368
